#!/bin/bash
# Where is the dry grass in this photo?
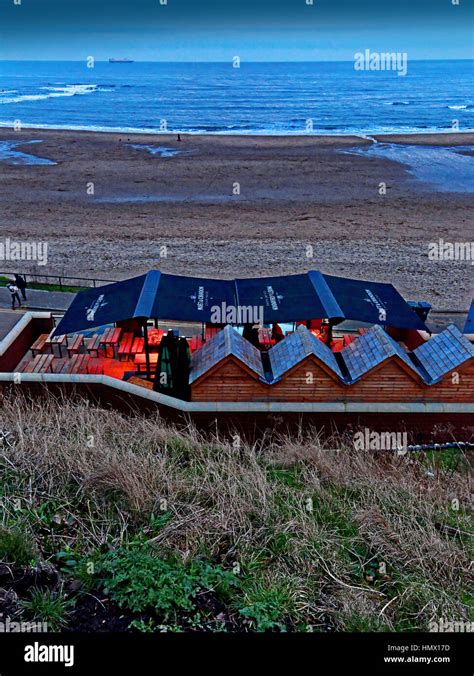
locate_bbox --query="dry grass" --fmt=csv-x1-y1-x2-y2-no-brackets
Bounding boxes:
0,393,472,632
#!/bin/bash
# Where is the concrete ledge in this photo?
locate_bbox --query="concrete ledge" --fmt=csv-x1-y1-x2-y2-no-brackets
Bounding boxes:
0,312,51,357
1,371,473,415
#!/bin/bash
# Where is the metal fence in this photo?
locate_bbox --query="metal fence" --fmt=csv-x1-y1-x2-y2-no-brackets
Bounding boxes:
0,271,114,290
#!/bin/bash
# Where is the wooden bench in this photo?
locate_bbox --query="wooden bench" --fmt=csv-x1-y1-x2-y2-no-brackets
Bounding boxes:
53,359,69,374
53,355,89,375
128,376,153,390
134,352,159,374
67,335,84,358
87,358,105,375
118,333,134,361
86,334,102,357
100,327,122,357
30,334,49,357
22,353,54,374
69,354,90,374
130,337,145,355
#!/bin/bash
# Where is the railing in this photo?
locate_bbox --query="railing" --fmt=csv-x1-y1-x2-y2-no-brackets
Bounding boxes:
0,271,115,290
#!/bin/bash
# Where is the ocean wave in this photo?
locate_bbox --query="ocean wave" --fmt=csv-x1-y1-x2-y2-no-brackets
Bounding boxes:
0,84,103,105
0,119,473,137
384,101,410,106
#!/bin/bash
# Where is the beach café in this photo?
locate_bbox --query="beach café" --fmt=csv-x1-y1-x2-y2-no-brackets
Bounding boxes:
3,269,474,436
38,269,429,385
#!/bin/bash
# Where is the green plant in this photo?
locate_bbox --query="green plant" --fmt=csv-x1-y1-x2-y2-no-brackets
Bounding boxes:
0,528,35,566
54,548,80,571
21,588,73,631
237,580,295,631
129,618,158,633
94,547,239,621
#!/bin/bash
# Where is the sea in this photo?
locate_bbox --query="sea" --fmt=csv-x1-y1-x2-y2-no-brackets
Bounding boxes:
0,60,473,136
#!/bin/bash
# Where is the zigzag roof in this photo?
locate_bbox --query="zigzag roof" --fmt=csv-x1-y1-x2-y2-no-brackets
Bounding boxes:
268,325,344,383
189,325,266,385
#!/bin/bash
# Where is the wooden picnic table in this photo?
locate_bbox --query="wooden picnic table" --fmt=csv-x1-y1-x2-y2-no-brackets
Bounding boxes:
22,353,55,374
53,359,70,374
86,334,102,357
30,334,49,357
134,352,159,374
86,357,104,375
128,376,154,390
100,327,122,357
53,354,90,375
67,354,90,373
69,354,90,374
131,337,145,355
46,332,67,357
66,334,84,358
118,333,134,361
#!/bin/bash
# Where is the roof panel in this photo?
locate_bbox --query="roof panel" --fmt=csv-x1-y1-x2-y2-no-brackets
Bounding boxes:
413,324,474,383
189,326,265,384
341,324,420,382
268,325,344,382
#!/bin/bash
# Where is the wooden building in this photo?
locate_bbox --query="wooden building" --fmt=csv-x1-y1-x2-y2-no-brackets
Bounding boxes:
266,325,347,401
190,325,269,401
190,323,474,404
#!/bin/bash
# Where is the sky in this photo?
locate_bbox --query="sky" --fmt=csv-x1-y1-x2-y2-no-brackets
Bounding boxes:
1,0,473,61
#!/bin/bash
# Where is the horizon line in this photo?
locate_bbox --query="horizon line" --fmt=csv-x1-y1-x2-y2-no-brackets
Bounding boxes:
2,57,474,64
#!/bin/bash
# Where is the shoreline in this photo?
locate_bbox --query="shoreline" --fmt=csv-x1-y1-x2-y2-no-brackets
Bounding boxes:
0,126,472,311
1,126,474,147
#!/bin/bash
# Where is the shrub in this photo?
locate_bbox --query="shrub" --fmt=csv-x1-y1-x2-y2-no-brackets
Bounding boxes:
94,547,239,621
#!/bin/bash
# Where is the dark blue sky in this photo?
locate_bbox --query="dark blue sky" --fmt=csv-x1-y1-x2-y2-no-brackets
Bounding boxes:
1,0,473,61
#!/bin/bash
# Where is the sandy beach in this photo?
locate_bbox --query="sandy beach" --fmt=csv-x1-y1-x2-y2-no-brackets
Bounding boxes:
0,128,472,311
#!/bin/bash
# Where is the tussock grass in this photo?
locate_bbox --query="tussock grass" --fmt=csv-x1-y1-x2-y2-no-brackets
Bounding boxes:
0,394,472,632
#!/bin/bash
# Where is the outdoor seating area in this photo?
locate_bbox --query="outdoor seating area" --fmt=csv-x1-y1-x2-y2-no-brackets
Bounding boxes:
8,270,471,415
18,327,160,378
17,324,238,380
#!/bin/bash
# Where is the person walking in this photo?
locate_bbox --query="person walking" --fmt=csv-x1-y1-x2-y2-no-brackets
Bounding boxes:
7,282,21,310
14,274,27,301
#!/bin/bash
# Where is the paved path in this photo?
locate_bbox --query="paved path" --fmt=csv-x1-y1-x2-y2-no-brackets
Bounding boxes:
0,308,26,340
0,286,75,312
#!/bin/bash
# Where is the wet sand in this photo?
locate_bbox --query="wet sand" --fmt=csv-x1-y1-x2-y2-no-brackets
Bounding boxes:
0,128,472,311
